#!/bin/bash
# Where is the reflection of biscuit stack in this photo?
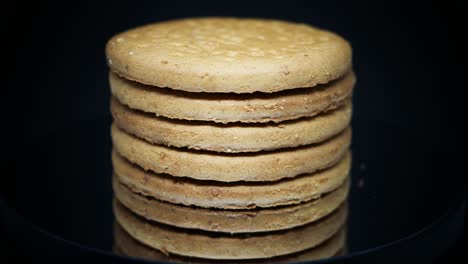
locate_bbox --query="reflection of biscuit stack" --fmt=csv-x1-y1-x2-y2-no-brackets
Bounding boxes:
106,18,354,261
113,217,348,263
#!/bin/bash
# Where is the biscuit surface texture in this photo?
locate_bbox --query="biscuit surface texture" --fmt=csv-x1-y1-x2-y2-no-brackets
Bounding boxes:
113,223,346,263
113,175,349,233
111,98,352,152
113,200,347,259
106,17,352,93
111,124,351,182
113,151,350,209
109,71,355,123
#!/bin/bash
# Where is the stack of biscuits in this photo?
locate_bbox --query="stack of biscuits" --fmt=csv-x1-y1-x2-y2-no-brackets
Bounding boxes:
106,18,354,262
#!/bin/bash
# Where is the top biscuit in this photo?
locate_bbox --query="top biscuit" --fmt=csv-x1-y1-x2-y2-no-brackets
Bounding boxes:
106,17,352,93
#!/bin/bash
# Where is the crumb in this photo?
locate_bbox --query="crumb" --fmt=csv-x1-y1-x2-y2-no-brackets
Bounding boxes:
210,188,221,197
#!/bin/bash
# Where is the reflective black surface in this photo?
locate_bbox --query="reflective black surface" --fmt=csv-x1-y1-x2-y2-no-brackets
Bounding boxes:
2,1,467,262
1,117,465,262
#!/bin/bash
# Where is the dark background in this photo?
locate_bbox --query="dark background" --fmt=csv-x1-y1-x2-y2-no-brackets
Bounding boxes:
1,0,466,262
2,0,468,149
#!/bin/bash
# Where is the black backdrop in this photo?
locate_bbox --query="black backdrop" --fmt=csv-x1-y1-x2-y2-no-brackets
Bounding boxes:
3,0,466,193
1,0,466,261
3,1,467,148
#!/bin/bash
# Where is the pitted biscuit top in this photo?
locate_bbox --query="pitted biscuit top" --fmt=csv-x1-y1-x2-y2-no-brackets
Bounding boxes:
106,17,352,93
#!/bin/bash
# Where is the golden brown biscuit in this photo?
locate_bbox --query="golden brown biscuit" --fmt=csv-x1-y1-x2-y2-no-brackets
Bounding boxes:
113,176,349,232
112,151,351,209
109,71,355,123
113,222,346,263
113,200,347,259
111,124,351,182
112,97,352,153
106,17,352,93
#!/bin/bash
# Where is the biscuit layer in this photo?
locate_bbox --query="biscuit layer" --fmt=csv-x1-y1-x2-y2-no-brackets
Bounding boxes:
109,71,355,123
106,18,352,93
113,200,347,259
114,223,346,263
113,151,350,209
111,125,351,182
112,97,352,153
114,175,349,232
